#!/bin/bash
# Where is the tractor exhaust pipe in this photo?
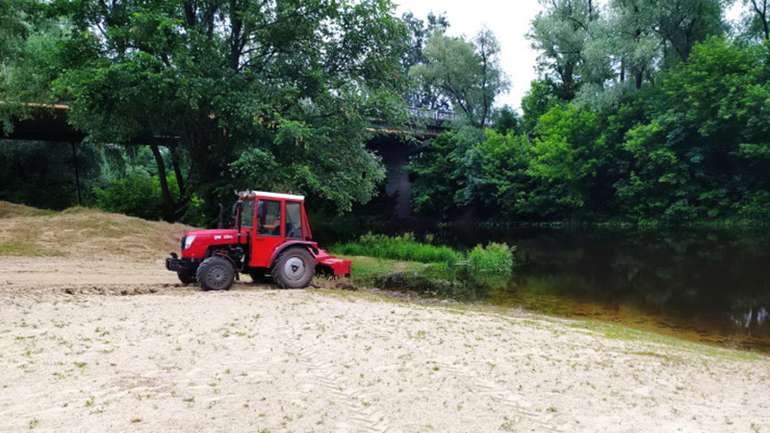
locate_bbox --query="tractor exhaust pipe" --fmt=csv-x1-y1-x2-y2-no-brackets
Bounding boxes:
217,203,225,229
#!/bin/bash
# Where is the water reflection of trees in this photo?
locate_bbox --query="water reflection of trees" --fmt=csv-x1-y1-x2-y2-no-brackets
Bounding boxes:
439,225,770,336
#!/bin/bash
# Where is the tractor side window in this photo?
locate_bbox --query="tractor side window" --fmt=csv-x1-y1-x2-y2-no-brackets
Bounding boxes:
241,201,254,228
257,200,282,236
285,202,303,239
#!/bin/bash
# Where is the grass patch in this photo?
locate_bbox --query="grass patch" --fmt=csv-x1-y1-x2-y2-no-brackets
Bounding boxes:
336,235,516,301
345,255,427,284
333,233,463,264
0,242,54,257
0,201,54,218
574,319,766,362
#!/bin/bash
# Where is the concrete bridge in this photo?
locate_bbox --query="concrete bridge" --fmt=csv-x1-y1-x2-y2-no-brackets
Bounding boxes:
2,104,453,217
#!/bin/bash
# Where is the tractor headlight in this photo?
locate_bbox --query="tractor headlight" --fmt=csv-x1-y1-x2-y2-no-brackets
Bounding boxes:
184,235,196,250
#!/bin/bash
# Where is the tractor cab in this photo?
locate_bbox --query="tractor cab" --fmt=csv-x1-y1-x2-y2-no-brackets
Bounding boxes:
166,191,351,290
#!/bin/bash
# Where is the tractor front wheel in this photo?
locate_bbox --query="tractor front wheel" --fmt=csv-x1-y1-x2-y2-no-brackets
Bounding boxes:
177,271,196,285
196,256,235,291
272,248,315,289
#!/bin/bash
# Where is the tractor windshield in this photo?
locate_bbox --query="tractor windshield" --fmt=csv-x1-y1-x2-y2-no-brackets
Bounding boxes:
240,200,254,228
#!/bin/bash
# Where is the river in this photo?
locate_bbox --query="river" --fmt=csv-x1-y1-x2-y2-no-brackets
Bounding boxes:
322,222,770,352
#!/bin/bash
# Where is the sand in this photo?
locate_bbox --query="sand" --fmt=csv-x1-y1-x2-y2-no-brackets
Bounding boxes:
0,257,769,433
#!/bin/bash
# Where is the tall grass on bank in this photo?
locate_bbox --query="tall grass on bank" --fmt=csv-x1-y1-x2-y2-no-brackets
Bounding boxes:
333,233,463,265
467,243,514,276
333,234,516,300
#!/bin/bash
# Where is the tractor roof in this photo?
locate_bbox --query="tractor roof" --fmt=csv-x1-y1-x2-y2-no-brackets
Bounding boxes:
238,191,305,201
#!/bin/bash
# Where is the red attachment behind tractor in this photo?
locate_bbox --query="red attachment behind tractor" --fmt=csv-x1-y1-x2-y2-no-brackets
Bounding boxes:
315,249,352,278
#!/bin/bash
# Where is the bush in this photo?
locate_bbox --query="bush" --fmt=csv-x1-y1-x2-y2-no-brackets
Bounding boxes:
467,243,514,276
93,171,175,220
334,234,517,301
333,233,463,265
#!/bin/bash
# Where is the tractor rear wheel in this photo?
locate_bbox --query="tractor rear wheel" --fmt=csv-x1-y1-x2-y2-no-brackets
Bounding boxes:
177,271,196,285
196,256,235,291
271,248,315,289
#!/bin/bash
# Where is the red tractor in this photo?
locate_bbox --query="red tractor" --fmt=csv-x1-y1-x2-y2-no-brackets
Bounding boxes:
166,191,351,290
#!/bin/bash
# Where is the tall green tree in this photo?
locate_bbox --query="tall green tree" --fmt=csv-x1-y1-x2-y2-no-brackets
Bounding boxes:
738,0,770,41
42,0,408,220
529,0,599,100
409,29,509,127
401,11,451,110
615,38,770,221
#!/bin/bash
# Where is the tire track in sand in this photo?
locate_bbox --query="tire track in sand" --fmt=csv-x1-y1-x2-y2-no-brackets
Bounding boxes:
284,325,394,433
435,359,563,432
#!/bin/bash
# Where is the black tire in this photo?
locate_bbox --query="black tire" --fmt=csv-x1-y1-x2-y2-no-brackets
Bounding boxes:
196,256,235,291
271,248,315,289
177,271,196,285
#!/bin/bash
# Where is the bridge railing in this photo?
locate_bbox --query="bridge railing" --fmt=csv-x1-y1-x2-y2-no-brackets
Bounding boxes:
407,107,456,125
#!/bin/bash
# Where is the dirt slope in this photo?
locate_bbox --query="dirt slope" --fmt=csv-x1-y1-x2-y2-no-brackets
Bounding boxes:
0,201,192,261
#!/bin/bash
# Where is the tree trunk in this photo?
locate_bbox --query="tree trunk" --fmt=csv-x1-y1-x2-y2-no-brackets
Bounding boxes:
635,65,644,90
168,144,186,197
70,142,82,206
150,144,175,220
620,59,626,83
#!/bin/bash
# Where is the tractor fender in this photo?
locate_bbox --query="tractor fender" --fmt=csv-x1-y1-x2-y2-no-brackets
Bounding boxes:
269,241,318,266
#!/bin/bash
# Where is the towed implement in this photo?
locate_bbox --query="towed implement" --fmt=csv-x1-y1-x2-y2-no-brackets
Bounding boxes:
166,191,351,290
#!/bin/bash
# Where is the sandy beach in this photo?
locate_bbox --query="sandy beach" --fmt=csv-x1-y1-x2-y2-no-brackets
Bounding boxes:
1,257,768,433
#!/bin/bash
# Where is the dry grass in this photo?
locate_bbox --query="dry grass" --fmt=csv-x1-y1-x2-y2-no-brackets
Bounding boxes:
0,201,194,261
0,201,54,218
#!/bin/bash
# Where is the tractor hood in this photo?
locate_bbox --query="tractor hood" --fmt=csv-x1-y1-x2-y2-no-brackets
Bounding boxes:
185,228,239,240
181,229,240,258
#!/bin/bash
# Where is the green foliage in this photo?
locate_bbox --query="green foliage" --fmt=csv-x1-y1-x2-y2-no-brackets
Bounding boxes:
339,236,516,300
529,0,597,100
407,127,484,216
410,34,770,225
614,38,770,221
520,80,559,135
459,129,532,215
4,0,410,219
401,11,451,110
333,233,462,265
491,106,520,134
467,243,514,276
0,140,99,209
409,29,509,127
93,171,177,221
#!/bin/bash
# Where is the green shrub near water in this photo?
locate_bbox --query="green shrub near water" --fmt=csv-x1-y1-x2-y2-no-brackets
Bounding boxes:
334,234,516,300
467,243,514,276
333,233,463,265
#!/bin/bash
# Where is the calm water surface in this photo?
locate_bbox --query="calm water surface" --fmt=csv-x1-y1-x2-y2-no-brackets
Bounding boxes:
429,225,770,352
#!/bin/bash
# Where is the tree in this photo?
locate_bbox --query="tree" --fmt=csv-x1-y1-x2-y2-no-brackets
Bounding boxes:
459,130,534,217
491,105,520,135
738,0,770,41
0,0,62,131
40,0,408,220
529,0,599,100
401,11,451,110
615,38,770,221
520,80,560,135
409,29,510,127
407,126,485,217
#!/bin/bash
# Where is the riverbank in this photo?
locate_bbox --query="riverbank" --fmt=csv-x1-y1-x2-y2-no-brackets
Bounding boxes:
1,256,769,433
